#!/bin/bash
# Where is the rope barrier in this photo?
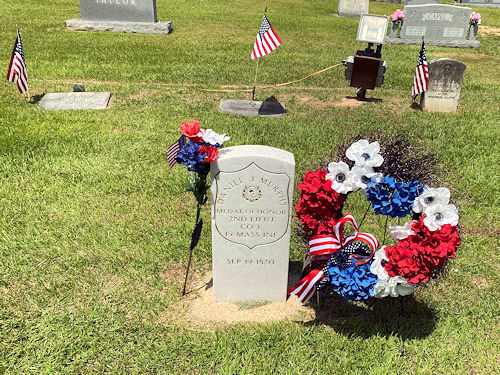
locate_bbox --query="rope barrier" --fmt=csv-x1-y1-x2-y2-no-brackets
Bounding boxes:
203,62,344,93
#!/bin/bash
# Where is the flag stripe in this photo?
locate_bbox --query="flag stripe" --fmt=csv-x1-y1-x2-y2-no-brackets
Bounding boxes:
411,41,429,99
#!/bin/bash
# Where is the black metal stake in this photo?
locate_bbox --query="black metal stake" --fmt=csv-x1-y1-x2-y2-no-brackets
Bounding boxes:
358,202,372,229
382,215,389,246
399,296,406,357
182,203,203,296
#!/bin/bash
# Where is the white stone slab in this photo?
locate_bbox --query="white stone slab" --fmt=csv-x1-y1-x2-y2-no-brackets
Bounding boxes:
210,146,295,302
39,92,111,110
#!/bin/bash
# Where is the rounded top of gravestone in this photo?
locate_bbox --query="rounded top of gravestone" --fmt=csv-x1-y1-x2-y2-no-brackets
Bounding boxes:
216,145,295,165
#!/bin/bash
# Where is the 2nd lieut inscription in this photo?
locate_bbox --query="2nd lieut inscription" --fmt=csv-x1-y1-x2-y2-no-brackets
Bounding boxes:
214,163,291,249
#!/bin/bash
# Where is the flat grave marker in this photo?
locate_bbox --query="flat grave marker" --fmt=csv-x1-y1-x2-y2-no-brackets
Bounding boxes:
39,92,111,110
219,99,286,117
210,145,295,302
422,58,466,112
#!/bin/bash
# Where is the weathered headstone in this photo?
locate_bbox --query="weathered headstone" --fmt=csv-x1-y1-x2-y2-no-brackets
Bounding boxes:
210,146,295,302
422,58,466,112
66,0,172,34
338,0,370,18
386,4,479,48
457,0,500,9
405,0,439,5
370,0,401,3
39,92,111,110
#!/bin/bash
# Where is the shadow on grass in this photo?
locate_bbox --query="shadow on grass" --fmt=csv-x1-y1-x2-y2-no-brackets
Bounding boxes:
29,94,44,104
289,261,437,339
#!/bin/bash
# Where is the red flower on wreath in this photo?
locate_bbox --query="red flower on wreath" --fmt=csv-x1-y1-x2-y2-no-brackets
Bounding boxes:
180,119,203,143
295,169,346,235
384,217,461,284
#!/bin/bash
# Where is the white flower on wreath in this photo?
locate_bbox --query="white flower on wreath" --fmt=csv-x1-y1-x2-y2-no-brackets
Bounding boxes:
345,139,384,168
413,186,450,214
422,203,459,231
370,247,415,298
198,129,230,146
388,220,417,241
351,165,384,190
325,161,359,194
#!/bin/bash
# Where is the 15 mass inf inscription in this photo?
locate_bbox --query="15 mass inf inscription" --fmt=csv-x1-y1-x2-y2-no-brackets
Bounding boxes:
213,163,291,249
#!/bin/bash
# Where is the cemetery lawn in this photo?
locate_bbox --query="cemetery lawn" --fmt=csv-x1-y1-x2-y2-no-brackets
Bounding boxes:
1,0,499,374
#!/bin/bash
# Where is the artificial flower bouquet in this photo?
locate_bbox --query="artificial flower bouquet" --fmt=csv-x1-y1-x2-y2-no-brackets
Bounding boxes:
390,9,405,26
469,11,481,26
167,120,230,294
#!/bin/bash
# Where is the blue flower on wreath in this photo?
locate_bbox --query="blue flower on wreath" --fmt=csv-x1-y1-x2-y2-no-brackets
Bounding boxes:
365,175,423,218
176,142,206,173
326,263,377,301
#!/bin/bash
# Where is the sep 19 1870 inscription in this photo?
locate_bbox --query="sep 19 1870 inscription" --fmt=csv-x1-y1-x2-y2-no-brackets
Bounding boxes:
210,146,295,302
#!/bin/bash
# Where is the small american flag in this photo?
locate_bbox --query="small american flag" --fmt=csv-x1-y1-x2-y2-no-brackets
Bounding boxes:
7,30,29,94
411,41,429,100
167,135,186,168
250,14,282,61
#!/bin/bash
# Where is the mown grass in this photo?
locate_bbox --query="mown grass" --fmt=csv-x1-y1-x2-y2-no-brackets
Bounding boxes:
0,0,499,374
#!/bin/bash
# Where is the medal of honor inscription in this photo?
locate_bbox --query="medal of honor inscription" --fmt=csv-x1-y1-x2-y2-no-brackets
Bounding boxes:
210,146,295,302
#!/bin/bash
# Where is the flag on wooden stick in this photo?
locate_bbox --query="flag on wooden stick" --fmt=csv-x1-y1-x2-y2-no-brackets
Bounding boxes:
411,40,429,100
7,30,29,94
250,14,282,61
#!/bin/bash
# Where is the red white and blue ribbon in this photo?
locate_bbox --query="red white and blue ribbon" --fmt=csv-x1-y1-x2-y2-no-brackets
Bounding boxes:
287,213,379,304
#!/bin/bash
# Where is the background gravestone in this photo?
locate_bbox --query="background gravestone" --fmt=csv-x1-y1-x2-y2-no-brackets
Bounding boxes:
39,92,111,110
405,0,439,5
66,0,172,34
338,0,370,18
457,0,500,8
210,146,295,302
422,58,466,112
386,4,479,48
370,0,401,3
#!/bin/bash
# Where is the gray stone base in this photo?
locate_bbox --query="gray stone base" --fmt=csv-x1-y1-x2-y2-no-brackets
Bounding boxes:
220,99,286,117
385,37,479,48
337,12,364,18
66,19,173,34
39,92,111,110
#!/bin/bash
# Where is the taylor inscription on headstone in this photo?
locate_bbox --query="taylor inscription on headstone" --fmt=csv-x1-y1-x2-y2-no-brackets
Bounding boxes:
78,0,157,22
422,58,466,113
210,146,295,302
338,0,369,18
66,0,172,34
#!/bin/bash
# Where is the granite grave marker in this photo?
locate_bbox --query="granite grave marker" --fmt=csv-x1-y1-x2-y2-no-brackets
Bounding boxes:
39,92,111,110
404,0,439,5
422,58,466,113
210,146,295,302
457,0,500,9
66,0,172,34
338,0,370,18
386,4,479,48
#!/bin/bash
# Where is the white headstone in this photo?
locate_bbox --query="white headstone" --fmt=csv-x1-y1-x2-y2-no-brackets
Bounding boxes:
210,146,295,302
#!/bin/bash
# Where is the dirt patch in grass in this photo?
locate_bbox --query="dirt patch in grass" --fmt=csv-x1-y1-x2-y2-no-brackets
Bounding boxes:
333,97,365,108
433,51,489,61
126,89,159,100
470,276,491,290
479,26,500,36
159,263,315,327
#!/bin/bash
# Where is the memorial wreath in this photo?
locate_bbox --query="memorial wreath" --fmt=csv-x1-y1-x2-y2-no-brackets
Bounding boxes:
288,137,461,303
